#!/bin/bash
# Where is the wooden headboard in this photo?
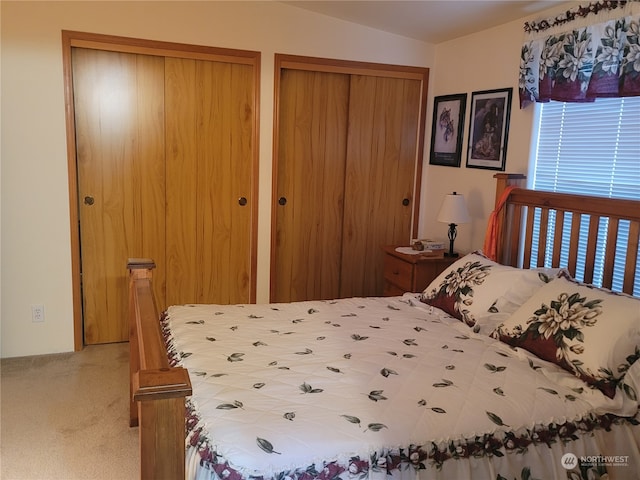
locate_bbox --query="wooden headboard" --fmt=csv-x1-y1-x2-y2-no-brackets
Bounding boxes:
493,173,640,296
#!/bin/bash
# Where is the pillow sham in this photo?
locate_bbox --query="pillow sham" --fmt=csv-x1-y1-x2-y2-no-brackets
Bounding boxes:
491,273,640,399
420,251,553,328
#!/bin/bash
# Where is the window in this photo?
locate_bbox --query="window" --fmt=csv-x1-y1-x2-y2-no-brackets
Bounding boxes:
529,97,640,294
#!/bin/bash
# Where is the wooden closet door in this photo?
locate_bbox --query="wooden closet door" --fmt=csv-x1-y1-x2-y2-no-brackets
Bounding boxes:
340,75,421,297
73,48,166,344
273,69,350,302
165,58,255,305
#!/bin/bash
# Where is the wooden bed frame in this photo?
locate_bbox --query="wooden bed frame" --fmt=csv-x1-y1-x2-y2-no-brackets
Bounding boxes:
127,173,640,479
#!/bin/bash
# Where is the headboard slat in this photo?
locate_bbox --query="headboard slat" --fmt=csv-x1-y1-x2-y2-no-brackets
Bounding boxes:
568,214,581,278
584,216,601,285
624,221,639,295
523,207,535,269
602,217,620,290
551,210,564,268
537,208,550,267
507,204,523,267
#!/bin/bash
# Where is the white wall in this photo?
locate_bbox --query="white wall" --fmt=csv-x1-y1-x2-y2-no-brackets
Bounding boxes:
0,1,435,357
419,22,533,253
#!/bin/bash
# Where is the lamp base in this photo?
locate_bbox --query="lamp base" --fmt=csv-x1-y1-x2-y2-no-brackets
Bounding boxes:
445,223,459,259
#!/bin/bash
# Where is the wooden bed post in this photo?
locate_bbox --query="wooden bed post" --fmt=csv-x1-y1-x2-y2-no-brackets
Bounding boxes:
493,173,526,208
128,259,192,480
493,173,527,207
493,173,526,266
128,259,154,428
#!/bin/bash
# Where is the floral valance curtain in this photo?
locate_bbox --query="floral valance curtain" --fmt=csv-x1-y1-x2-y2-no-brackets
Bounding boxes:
519,1,640,108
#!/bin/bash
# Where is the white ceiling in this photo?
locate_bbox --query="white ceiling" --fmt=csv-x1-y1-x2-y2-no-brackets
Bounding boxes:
284,1,574,43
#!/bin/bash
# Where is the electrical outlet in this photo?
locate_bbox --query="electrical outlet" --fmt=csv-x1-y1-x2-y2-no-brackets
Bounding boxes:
32,305,45,323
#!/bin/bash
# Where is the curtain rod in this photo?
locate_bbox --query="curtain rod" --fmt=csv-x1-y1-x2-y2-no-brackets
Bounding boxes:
524,0,634,33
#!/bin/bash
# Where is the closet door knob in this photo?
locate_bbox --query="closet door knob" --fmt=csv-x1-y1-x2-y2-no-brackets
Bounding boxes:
84,196,95,206
238,197,248,206
278,197,287,206
402,198,410,206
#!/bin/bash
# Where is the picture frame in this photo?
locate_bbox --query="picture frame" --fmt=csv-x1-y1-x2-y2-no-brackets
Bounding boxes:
466,88,513,171
428,93,467,167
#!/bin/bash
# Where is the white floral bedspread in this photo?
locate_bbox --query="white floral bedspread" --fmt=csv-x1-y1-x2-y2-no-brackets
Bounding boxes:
162,294,636,479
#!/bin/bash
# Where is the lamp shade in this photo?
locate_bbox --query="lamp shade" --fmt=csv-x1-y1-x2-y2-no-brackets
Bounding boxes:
437,192,470,225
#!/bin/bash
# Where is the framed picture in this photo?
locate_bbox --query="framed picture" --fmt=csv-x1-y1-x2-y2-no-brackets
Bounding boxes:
428,93,467,167
466,88,513,171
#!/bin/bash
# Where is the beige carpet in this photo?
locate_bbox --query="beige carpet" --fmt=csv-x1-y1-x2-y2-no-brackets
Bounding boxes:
0,343,139,479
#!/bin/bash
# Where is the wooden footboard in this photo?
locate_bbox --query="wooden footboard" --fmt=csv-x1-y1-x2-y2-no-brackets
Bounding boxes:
128,259,192,480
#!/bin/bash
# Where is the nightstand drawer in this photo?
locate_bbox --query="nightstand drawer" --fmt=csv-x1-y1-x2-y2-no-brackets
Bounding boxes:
381,246,458,296
383,254,413,291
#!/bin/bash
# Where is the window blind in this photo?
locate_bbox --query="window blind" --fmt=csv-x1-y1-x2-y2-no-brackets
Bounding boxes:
530,97,640,295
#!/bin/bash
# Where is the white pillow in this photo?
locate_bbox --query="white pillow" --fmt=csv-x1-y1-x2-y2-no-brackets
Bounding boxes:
490,267,564,313
473,267,564,334
420,251,553,328
492,273,640,399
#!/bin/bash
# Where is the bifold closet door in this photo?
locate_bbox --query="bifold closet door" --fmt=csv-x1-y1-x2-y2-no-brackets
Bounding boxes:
165,58,255,306
74,48,166,345
273,69,350,302
340,75,421,297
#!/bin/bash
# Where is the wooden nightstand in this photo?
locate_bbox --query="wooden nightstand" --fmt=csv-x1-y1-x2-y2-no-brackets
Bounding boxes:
382,245,458,296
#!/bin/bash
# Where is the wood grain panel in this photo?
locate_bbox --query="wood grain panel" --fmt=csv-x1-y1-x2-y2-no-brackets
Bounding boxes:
226,63,257,304
165,58,199,306
273,69,349,302
166,58,255,305
340,75,376,298
197,60,231,303
134,55,167,314
74,48,165,344
340,76,420,297
196,61,254,304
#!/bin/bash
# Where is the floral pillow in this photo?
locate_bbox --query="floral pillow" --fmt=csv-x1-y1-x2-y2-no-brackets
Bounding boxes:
420,252,553,328
491,273,640,399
